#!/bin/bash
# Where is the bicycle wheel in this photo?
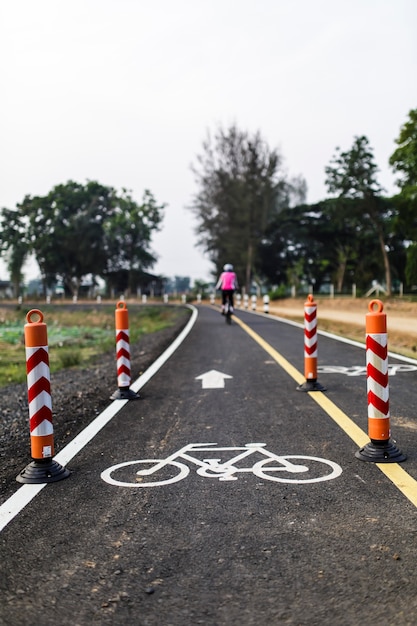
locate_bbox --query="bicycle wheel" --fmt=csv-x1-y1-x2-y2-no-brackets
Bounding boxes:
101,459,189,487
252,455,342,484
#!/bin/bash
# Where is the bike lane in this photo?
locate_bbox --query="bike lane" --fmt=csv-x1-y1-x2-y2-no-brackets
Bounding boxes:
234,307,417,481
1,304,417,626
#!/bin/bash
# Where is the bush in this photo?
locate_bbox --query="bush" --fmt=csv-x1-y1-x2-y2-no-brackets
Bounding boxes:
269,285,288,300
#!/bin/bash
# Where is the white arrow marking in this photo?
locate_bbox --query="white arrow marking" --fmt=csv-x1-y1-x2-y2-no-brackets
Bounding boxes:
195,369,233,389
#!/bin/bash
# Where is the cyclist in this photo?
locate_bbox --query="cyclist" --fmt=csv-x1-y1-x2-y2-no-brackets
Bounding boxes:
215,263,239,315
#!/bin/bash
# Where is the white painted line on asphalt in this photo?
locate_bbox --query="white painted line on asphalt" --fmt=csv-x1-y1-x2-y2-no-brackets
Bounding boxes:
317,364,417,376
0,305,198,533
234,314,417,509
0,484,46,533
129,305,198,394
53,400,129,467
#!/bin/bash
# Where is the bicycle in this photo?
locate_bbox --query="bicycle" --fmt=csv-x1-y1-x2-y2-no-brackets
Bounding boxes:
100,442,342,488
224,294,233,324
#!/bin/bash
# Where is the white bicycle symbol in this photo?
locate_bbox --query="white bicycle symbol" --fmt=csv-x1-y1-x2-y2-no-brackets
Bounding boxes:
100,443,342,487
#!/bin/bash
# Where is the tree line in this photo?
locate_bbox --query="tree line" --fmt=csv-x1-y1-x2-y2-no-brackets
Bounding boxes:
190,109,417,296
0,182,165,297
1,109,416,299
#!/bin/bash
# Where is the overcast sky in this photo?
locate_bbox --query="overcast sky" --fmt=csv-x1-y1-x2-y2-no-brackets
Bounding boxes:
1,0,416,284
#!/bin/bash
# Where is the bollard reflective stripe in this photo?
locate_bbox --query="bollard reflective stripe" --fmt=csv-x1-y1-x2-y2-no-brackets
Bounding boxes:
16,309,70,483
110,301,140,401
366,300,390,438
356,300,406,463
304,295,318,379
115,301,131,388
297,294,326,392
24,310,54,460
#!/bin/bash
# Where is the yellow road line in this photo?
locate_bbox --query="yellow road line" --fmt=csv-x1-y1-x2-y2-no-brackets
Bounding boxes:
234,315,417,508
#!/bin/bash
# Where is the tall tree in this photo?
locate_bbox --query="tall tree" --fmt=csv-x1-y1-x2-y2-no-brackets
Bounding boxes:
389,108,417,286
10,180,164,296
390,108,417,203
325,135,393,295
190,124,306,292
103,189,164,294
405,244,417,287
0,208,28,297
18,181,115,296
258,204,325,290
258,199,380,294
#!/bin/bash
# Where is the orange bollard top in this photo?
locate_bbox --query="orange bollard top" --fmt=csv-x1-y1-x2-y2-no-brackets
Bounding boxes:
115,300,129,329
24,309,48,347
304,294,316,307
366,299,386,334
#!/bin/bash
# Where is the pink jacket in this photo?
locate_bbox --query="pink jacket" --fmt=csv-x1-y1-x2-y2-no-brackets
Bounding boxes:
216,271,238,290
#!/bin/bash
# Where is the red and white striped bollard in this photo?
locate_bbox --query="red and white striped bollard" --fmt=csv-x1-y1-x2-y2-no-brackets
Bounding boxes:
110,301,140,400
16,309,70,483
356,300,405,462
297,294,326,392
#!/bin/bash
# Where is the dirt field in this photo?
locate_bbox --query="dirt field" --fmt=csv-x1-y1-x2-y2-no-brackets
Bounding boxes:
251,297,417,359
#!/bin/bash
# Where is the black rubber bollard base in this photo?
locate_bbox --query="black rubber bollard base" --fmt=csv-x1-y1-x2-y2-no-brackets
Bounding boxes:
16,458,71,484
110,387,140,400
356,439,407,463
296,379,327,392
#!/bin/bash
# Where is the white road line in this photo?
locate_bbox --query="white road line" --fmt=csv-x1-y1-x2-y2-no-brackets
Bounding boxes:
0,305,198,533
0,484,47,532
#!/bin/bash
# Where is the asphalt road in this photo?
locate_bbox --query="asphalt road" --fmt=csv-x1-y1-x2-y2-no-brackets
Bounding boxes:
1,304,417,626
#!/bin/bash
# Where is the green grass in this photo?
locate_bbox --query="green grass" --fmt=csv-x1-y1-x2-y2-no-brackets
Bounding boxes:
0,304,186,387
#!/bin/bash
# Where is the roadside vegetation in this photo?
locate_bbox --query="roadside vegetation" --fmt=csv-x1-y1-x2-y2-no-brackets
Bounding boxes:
189,108,417,296
0,304,184,387
1,110,416,306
